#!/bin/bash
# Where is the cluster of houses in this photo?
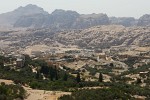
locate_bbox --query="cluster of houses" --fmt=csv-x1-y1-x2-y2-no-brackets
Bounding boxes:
1,53,25,68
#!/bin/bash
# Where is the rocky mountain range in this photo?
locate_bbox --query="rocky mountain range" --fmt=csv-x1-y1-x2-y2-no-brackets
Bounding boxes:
109,17,137,27
137,14,150,26
0,4,150,29
0,4,48,26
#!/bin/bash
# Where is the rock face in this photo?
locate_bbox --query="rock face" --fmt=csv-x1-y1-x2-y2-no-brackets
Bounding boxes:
73,13,110,29
137,14,150,26
0,4,48,26
14,14,50,28
110,17,137,27
13,9,110,29
46,9,80,29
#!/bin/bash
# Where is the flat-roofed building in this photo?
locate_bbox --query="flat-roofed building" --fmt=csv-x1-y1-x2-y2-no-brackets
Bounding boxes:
16,58,24,67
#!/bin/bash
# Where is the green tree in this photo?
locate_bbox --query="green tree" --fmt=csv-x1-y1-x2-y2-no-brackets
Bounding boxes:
23,54,32,66
63,72,68,81
0,56,4,67
54,66,58,80
0,61,4,67
36,71,41,79
49,67,54,81
40,66,49,75
76,72,81,83
136,78,142,84
98,73,103,82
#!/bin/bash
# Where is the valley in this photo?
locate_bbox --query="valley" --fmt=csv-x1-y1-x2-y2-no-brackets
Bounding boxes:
0,4,150,100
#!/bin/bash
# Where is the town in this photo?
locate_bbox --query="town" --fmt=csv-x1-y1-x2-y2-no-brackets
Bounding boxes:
0,35,150,99
0,2,150,99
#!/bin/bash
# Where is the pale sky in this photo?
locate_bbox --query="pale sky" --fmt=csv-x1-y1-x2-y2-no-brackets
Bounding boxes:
0,0,150,18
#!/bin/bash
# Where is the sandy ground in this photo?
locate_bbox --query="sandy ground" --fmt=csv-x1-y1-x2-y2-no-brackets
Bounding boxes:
24,45,50,55
119,51,139,56
24,87,71,100
64,60,98,70
0,40,10,48
119,47,150,56
23,44,81,56
95,73,111,82
0,79,71,100
0,79,14,85
64,60,86,70
135,47,150,52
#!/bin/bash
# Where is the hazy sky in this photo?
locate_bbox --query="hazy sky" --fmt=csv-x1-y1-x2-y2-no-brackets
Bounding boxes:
0,0,149,18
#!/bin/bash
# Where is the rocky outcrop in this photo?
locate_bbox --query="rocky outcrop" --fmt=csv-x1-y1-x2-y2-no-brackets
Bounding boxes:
46,9,80,29
13,9,110,29
110,17,137,27
14,13,49,28
54,25,150,49
0,4,48,26
137,14,150,26
72,13,110,29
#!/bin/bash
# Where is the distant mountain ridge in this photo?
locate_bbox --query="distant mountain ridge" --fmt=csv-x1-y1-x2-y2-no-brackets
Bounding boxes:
109,17,137,27
137,14,150,26
0,4,48,26
0,4,150,28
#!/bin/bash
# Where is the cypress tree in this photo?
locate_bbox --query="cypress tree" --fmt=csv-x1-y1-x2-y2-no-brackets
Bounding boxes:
36,71,40,79
49,67,54,81
136,78,142,84
98,72,103,82
0,61,4,67
0,56,4,67
63,72,68,81
55,66,58,80
76,72,81,83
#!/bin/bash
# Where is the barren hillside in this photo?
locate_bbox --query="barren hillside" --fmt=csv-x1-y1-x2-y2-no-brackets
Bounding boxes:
54,25,150,49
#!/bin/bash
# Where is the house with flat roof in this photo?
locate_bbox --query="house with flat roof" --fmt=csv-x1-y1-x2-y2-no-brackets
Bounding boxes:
16,58,24,67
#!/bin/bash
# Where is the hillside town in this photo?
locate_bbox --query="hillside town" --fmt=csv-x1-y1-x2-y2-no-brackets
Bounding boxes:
0,3,150,100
